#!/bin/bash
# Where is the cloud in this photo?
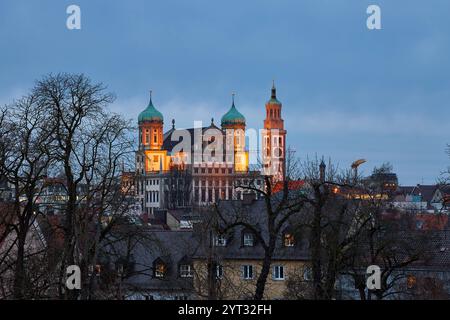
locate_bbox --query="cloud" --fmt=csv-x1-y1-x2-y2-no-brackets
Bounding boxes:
287,110,448,137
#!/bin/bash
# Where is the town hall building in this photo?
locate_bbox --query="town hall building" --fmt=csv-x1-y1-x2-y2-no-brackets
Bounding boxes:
132,84,287,212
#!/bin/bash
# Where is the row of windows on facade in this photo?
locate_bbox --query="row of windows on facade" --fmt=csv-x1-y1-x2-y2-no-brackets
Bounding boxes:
139,186,258,203
194,168,234,174
213,232,295,248
138,184,259,203
146,179,160,186
144,295,189,300
137,177,259,189
193,189,259,203
146,191,160,203
267,108,282,119
264,135,284,146
142,129,160,145
192,178,261,186
153,261,286,281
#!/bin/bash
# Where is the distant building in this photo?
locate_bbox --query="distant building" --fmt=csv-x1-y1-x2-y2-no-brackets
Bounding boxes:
393,184,449,214
129,85,287,213
0,175,13,202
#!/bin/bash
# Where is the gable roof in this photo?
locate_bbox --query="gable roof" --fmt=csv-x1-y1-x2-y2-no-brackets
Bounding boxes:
192,199,310,261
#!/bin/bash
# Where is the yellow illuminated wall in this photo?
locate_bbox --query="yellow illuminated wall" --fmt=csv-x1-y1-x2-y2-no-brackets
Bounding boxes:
145,150,170,172
235,150,249,172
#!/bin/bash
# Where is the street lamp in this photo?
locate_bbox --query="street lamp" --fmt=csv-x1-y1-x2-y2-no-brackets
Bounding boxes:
351,159,367,183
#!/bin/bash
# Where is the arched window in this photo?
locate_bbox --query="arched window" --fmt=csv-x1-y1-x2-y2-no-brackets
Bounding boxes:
145,130,150,144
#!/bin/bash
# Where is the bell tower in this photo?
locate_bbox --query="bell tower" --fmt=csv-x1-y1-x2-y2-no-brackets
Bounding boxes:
262,82,286,180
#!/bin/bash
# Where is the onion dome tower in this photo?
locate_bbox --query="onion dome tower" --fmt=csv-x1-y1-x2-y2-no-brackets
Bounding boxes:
138,91,164,151
221,94,248,172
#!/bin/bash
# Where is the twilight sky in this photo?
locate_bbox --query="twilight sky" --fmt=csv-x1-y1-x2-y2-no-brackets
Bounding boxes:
0,0,449,185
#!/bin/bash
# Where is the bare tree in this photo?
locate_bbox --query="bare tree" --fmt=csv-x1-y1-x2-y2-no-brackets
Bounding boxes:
210,149,306,300
0,95,55,298
32,73,135,299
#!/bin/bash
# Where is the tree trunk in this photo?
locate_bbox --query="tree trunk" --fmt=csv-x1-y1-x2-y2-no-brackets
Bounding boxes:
254,240,276,300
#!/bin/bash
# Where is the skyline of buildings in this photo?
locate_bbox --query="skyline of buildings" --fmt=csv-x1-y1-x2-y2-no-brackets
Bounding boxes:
1,1,449,185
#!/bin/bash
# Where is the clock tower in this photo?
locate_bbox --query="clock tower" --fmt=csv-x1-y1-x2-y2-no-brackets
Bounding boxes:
262,82,286,181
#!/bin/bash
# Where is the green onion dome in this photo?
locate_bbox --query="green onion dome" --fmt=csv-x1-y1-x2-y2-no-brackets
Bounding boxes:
138,93,163,123
221,95,246,127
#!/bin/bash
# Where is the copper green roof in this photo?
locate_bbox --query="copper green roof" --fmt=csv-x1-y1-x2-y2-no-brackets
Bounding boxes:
267,97,281,105
221,99,246,126
138,95,163,123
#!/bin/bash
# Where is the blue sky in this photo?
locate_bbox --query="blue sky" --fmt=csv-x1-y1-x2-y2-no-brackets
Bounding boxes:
0,0,449,185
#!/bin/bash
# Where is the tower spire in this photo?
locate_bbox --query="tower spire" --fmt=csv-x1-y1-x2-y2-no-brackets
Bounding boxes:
149,90,153,104
271,80,276,99
232,92,236,107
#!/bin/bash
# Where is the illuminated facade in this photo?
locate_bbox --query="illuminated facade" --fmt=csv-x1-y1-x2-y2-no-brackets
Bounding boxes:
134,85,286,212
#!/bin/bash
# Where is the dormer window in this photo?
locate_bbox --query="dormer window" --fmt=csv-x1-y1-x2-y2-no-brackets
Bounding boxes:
283,233,295,247
213,234,227,247
153,258,167,278
243,232,255,247
180,264,193,278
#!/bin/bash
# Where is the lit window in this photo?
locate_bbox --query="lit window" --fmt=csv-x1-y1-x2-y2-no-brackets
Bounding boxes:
214,234,227,247
407,275,416,289
242,265,254,280
154,260,166,278
243,233,254,247
180,264,193,278
284,233,295,247
272,265,285,280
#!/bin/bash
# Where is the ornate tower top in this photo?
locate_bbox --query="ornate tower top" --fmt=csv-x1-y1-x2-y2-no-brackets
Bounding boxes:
138,90,164,123
221,92,246,127
268,81,281,105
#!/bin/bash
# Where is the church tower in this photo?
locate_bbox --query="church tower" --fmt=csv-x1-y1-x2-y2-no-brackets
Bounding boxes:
262,82,286,180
